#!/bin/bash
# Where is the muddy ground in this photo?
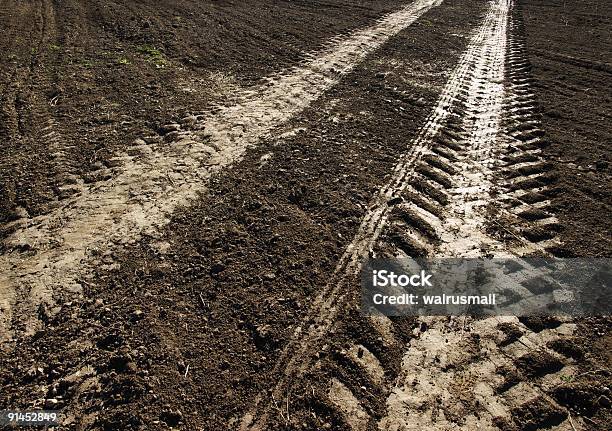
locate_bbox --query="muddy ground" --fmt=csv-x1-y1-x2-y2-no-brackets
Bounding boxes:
0,0,610,430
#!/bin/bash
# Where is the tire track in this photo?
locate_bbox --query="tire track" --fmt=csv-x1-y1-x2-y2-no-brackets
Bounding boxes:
0,0,442,340
376,0,557,260
240,2,515,428
0,0,71,214
381,315,583,430
379,8,590,429
323,1,581,429
493,8,562,252
241,1,582,429
376,4,586,428
30,1,86,206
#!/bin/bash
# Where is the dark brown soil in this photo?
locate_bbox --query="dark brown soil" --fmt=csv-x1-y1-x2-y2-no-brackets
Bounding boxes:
0,1,488,429
519,1,612,423
0,0,409,225
0,0,610,430
556,317,612,429
521,0,612,257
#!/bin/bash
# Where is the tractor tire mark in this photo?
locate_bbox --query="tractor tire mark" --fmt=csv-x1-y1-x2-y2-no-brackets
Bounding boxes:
240,2,515,428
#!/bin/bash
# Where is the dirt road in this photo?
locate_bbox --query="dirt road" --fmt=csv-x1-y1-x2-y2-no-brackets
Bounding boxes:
0,0,610,430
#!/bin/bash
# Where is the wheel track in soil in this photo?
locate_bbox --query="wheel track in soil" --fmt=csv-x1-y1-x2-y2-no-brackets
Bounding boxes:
0,0,79,336
0,0,443,340
242,1,510,428
242,1,593,430
0,0,83,206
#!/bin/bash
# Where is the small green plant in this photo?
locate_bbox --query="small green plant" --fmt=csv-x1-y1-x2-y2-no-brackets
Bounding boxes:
559,374,574,383
49,44,61,51
117,57,131,65
137,44,168,68
138,45,160,56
